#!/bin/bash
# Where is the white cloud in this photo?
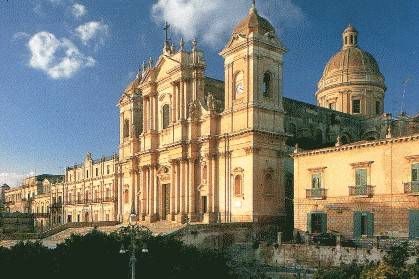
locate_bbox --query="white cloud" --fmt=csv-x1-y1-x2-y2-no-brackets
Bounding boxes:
75,21,109,46
28,31,95,79
152,0,304,46
71,3,87,18
0,171,36,187
12,32,30,42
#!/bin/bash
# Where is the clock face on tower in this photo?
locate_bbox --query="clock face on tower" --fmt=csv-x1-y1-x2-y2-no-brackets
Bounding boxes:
235,82,244,95
234,71,244,96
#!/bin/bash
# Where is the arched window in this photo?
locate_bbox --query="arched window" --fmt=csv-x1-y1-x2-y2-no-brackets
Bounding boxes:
234,175,242,196
123,119,130,138
350,35,353,44
85,191,89,202
262,72,272,97
162,104,170,129
124,189,129,204
265,173,273,194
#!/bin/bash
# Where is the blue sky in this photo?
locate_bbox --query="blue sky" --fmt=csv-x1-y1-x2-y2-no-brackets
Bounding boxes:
1,0,418,186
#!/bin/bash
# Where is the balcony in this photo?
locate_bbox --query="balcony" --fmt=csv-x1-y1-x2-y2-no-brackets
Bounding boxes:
50,202,62,208
404,182,419,195
349,185,374,197
306,188,327,199
103,197,116,202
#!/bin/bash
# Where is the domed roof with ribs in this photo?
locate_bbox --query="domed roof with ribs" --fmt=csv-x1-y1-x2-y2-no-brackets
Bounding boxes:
233,7,275,36
317,25,386,93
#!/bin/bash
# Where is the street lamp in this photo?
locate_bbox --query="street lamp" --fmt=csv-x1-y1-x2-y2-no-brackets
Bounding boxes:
119,210,149,279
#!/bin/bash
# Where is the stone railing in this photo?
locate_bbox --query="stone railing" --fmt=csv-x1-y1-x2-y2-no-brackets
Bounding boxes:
64,197,117,205
305,188,327,199
404,182,419,194
348,185,374,197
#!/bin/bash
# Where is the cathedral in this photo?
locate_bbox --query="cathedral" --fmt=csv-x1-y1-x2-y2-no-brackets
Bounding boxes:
4,3,418,229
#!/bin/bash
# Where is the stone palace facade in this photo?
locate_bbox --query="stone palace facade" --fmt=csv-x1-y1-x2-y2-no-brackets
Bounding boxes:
3,4,418,231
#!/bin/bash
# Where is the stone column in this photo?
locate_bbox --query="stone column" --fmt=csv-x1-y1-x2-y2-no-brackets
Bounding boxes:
154,94,158,131
179,159,186,219
153,165,159,221
211,155,218,214
149,166,155,220
208,156,213,214
143,98,147,131
141,167,147,219
177,83,181,121
170,161,176,220
172,83,177,122
131,169,137,215
118,170,123,222
180,80,185,120
175,162,180,214
188,158,196,221
149,97,153,131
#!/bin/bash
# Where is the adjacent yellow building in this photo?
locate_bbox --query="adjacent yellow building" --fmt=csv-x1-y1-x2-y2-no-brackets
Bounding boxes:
293,134,419,239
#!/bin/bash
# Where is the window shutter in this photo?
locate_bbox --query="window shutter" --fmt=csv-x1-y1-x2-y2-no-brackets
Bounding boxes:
356,169,367,186
307,213,312,233
367,212,374,236
412,164,419,182
353,212,362,239
408,210,419,239
312,173,321,189
321,213,327,234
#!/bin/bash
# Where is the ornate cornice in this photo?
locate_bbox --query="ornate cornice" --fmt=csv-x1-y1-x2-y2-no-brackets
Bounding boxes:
350,161,374,168
405,154,419,163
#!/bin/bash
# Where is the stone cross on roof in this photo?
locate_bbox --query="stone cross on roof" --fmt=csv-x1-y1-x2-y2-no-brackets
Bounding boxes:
164,21,171,45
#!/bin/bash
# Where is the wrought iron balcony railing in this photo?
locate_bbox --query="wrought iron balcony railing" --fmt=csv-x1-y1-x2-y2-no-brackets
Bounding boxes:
404,182,419,194
306,188,327,199
50,202,62,208
349,185,374,197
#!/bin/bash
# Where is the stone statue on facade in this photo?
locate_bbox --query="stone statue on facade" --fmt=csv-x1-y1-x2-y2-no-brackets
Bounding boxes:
188,100,200,119
207,93,216,111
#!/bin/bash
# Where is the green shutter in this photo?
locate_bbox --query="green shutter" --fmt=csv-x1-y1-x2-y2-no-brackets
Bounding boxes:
307,213,312,233
409,209,419,239
353,212,362,239
356,169,367,186
367,212,374,236
412,164,419,182
321,213,327,233
312,173,321,189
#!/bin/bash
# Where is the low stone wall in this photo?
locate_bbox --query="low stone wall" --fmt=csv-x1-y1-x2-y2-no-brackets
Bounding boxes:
175,222,280,250
0,212,34,234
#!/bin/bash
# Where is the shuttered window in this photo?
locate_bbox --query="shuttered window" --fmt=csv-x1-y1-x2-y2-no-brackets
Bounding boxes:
311,173,321,189
307,212,327,234
408,209,419,239
162,104,170,129
355,169,367,186
412,163,419,182
353,211,374,238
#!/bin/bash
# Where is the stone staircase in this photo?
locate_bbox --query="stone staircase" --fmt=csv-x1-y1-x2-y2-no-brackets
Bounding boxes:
138,221,185,236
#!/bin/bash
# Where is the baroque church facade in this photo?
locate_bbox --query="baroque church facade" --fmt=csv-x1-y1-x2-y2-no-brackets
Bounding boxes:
4,4,418,228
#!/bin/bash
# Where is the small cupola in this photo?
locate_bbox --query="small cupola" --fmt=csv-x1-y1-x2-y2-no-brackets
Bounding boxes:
342,24,358,48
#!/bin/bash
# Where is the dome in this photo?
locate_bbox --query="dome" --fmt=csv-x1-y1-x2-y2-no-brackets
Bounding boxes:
233,7,275,36
317,25,386,93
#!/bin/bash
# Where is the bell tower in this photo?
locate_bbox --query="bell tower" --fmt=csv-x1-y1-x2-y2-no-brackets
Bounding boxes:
219,3,287,134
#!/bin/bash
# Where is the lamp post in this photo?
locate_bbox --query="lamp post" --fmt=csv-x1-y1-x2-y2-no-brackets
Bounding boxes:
119,210,149,279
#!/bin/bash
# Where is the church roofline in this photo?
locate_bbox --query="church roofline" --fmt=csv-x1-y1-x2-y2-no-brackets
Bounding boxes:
292,133,419,158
